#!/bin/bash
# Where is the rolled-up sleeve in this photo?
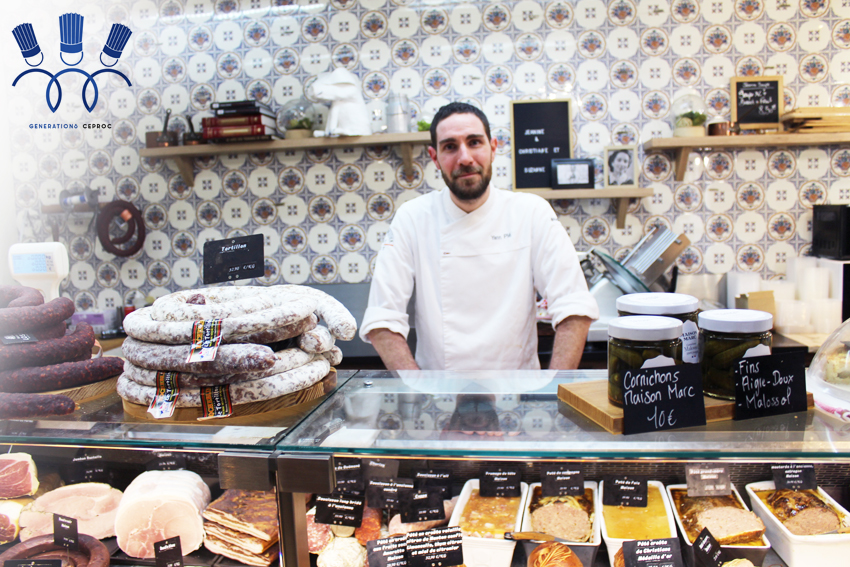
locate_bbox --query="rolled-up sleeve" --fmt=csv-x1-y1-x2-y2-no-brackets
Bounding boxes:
359,215,416,343
530,199,599,328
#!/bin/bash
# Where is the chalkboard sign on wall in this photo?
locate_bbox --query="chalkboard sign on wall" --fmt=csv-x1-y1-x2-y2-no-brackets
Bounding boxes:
510,100,572,190
731,76,783,130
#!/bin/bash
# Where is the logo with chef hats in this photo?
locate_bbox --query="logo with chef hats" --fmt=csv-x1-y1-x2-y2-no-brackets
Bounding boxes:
11,13,133,112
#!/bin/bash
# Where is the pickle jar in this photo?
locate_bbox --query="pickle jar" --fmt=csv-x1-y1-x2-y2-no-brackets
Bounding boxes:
698,309,773,400
616,293,700,364
608,316,683,408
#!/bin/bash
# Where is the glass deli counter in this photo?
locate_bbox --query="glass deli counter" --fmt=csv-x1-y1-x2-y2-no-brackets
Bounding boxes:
3,370,850,567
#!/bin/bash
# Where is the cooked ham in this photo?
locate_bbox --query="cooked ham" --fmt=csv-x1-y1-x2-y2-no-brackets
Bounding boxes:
114,470,211,559
0,453,38,498
0,501,24,543
18,482,122,540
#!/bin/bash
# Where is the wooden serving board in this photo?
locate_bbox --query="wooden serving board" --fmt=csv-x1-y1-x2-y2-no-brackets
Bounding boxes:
122,369,337,425
558,380,813,435
44,376,120,404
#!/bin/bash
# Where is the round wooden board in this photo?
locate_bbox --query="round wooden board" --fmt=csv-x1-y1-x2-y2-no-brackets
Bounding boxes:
41,376,120,404
121,369,337,425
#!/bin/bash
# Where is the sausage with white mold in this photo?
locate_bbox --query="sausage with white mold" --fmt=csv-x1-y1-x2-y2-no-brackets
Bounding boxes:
121,337,276,375
298,326,334,354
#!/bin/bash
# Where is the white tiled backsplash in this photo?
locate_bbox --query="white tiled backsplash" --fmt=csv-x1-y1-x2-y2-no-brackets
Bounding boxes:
8,0,850,312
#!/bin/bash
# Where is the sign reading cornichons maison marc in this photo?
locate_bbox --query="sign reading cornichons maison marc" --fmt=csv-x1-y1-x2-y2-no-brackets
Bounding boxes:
203,234,264,284
510,99,573,190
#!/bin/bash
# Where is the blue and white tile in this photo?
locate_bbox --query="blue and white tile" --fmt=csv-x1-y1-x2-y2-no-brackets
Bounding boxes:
704,181,735,213
278,196,308,226
765,180,796,212
308,224,339,254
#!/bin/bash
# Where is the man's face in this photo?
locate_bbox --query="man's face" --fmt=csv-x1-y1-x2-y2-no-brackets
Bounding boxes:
427,112,497,202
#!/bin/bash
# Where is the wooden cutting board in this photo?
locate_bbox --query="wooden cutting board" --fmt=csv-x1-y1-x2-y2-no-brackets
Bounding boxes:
43,375,120,403
558,380,813,435
122,369,337,425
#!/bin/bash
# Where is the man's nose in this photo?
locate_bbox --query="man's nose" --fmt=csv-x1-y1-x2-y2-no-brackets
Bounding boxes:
456,143,474,164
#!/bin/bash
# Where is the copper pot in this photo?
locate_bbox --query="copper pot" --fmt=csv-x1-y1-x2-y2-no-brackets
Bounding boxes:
708,121,731,136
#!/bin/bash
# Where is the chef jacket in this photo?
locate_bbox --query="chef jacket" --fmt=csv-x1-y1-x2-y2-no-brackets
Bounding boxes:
360,187,599,370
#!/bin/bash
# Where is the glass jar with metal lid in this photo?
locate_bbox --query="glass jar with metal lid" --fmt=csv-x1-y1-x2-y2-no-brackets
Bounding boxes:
616,293,700,364
699,309,773,400
608,316,684,408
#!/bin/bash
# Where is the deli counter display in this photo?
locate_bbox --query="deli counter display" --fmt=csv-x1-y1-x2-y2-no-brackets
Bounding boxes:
2,370,850,567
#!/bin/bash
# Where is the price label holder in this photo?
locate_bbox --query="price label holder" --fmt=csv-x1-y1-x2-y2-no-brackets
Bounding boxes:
733,353,808,420
621,364,706,435
69,451,112,484
406,527,464,567
603,475,648,507
335,457,364,492
1,333,38,345
414,469,452,499
400,489,445,524
685,464,732,497
203,234,263,284
146,452,187,471
53,514,78,551
693,528,725,567
154,536,184,567
367,535,408,567
366,477,414,510
622,538,684,567
480,467,521,498
772,464,817,490
314,492,365,527
3,420,36,437
541,464,585,497
364,458,400,481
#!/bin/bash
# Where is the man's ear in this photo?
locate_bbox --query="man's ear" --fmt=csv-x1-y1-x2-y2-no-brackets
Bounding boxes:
427,145,438,165
489,136,498,160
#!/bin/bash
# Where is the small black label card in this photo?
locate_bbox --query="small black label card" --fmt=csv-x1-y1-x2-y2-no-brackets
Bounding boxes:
69,451,112,484
53,514,78,550
733,353,808,421
400,489,445,524
479,468,521,497
772,463,817,490
367,535,408,567
364,458,400,481
622,364,707,435
406,527,464,567
1,333,38,345
5,561,61,567
154,536,184,567
685,464,732,497
603,475,648,507
203,234,263,284
366,477,414,510
693,528,725,567
146,452,187,471
335,457,364,492
414,469,452,499
622,538,684,567
3,420,36,436
315,492,365,527
541,464,585,497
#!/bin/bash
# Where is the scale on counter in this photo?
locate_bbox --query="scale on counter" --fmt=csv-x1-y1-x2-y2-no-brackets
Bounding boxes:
582,227,690,342
7,242,70,301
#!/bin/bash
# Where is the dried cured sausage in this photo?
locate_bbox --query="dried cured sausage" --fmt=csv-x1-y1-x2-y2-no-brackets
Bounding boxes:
0,393,75,418
0,357,124,393
0,287,43,309
0,298,74,335
298,326,334,354
121,337,276,374
0,323,95,371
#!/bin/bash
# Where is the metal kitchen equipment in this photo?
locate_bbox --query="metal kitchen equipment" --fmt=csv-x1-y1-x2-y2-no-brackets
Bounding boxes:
583,226,690,341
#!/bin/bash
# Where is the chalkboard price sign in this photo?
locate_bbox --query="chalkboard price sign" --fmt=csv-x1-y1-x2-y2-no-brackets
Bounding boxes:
731,76,783,130
510,99,572,190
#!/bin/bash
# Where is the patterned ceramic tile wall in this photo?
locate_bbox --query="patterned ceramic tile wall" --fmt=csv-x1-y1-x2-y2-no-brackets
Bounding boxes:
8,0,850,313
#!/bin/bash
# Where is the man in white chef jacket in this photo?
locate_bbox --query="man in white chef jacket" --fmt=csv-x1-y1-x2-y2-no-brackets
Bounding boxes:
360,102,599,370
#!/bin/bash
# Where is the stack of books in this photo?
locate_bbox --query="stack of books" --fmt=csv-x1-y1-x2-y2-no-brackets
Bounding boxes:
202,101,281,143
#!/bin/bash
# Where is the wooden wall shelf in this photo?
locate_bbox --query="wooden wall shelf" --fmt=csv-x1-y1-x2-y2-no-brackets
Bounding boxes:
517,187,653,228
139,131,433,186
644,132,850,181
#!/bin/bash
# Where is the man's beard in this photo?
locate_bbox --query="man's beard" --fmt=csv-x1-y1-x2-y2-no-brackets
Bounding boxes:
442,164,492,201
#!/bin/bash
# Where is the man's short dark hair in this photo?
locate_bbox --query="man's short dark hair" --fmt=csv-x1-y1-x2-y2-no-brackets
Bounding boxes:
429,102,492,149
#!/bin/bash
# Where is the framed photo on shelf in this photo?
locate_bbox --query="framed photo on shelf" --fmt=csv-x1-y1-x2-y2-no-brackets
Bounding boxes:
603,145,638,189
550,158,594,189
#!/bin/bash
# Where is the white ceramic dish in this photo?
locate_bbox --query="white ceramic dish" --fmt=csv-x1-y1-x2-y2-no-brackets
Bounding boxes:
447,478,528,567
599,480,677,567
665,484,770,567
744,480,850,567
520,481,601,566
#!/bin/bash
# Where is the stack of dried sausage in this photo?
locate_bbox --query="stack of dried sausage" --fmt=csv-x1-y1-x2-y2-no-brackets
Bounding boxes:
0,286,124,418
116,285,355,411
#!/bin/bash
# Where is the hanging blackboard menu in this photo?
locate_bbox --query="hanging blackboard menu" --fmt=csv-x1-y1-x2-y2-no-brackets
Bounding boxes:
203,234,264,284
731,76,783,130
510,99,572,190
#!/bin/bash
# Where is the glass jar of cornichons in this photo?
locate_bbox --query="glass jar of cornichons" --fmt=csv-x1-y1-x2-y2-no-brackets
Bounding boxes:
608,316,684,408
616,293,700,364
698,309,773,400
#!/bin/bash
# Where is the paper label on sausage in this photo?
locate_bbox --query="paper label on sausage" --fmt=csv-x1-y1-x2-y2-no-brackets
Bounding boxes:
186,320,223,363
198,385,233,420
1,333,38,345
148,372,180,419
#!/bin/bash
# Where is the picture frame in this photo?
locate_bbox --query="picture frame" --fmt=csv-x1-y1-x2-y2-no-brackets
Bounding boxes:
550,158,594,189
603,145,639,189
